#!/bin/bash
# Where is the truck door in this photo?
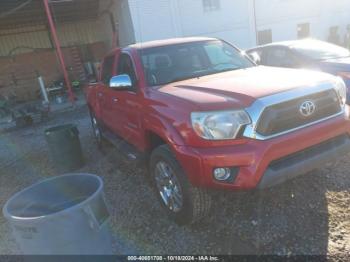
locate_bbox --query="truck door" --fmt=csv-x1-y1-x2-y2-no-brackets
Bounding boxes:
113,52,144,149
98,52,123,134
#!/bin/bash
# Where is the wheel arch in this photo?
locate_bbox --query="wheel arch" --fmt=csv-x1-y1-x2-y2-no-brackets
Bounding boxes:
143,114,186,153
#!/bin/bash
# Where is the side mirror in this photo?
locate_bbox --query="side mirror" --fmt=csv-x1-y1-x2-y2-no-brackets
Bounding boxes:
109,74,132,90
247,52,261,64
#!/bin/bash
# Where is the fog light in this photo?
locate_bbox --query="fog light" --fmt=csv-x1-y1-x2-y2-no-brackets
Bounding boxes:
213,168,231,181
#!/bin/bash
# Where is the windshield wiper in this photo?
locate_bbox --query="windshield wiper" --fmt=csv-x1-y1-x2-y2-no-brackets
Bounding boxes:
169,71,212,83
168,76,197,84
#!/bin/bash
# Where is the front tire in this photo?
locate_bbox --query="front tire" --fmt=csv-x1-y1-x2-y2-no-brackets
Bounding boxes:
150,145,212,225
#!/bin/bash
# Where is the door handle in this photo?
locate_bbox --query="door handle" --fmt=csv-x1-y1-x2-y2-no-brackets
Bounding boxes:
98,93,103,97
112,98,119,103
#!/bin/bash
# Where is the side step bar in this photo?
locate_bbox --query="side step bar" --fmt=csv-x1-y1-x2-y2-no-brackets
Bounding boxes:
101,128,146,164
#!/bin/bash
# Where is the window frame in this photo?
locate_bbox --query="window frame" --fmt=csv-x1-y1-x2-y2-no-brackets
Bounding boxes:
257,29,273,45
265,46,303,68
202,0,221,12
116,52,138,92
297,23,310,39
101,54,116,86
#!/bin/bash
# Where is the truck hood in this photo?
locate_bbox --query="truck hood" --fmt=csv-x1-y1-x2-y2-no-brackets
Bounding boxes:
157,66,335,110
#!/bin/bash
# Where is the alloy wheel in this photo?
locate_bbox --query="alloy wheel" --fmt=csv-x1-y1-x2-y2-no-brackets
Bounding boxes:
154,161,183,212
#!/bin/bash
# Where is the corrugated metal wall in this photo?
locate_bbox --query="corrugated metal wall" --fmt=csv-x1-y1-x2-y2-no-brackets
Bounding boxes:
0,19,107,101
0,25,51,56
57,20,102,47
0,20,102,57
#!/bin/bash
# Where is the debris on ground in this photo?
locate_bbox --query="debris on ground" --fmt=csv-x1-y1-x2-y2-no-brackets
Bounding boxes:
0,105,349,256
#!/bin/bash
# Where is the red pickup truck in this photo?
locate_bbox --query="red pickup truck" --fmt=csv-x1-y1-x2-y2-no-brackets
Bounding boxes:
86,37,350,225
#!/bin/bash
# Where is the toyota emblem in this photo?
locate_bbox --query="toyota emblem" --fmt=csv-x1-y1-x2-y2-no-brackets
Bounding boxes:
299,101,316,117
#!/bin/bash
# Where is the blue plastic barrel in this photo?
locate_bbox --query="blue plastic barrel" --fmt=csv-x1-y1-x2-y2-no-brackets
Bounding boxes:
2,174,113,255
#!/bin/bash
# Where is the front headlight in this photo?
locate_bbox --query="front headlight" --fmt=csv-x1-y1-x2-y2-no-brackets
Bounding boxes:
334,77,347,105
191,110,251,140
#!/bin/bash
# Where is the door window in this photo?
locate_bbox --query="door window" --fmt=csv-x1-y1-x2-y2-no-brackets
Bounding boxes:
297,23,310,39
117,53,137,87
101,55,115,85
258,29,272,45
202,0,220,12
265,48,300,68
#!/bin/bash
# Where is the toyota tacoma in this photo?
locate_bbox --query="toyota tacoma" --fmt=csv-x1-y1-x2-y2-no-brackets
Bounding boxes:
86,37,350,225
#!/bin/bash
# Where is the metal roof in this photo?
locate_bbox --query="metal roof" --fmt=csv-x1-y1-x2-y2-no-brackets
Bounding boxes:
0,0,100,31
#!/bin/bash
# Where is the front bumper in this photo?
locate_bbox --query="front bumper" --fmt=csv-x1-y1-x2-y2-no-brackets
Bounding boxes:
257,134,350,189
174,114,350,190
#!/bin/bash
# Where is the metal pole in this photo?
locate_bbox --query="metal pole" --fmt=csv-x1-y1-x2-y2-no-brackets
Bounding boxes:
253,0,258,45
43,0,75,104
38,76,49,104
109,12,118,48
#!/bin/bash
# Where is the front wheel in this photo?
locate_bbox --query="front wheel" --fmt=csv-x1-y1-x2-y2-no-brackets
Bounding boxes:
150,145,212,225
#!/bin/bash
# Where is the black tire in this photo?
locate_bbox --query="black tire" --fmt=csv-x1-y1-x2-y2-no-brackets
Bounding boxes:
150,144,212,225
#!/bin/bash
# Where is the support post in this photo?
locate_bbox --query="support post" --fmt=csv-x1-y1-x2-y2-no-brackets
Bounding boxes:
109,12,118,48
38,76,49,104
253,0,258,45
43,0,75,104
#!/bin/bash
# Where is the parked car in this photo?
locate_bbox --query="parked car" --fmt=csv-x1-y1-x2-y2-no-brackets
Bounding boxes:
246,39,350,101
86,37,350,225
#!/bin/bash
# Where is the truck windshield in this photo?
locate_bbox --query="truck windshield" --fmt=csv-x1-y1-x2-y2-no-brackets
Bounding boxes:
140,40,254,86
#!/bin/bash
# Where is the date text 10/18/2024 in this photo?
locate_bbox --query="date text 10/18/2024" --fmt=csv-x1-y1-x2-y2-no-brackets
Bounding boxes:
127,256,220,261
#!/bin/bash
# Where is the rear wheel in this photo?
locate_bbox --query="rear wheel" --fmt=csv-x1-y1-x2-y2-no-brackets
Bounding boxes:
150,145,212,225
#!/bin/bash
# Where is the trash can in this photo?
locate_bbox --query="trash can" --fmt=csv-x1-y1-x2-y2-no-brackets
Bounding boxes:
2,174,113,255
45,124,84,173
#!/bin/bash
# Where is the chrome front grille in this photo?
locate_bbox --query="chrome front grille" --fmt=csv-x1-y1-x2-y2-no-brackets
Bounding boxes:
256,89,341,137
243,83,345,140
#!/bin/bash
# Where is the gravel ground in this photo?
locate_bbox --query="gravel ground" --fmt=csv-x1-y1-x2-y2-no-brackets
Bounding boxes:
0,105,349,257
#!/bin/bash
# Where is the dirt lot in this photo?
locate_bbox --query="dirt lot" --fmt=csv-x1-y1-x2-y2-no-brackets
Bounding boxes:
0,105,349,256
